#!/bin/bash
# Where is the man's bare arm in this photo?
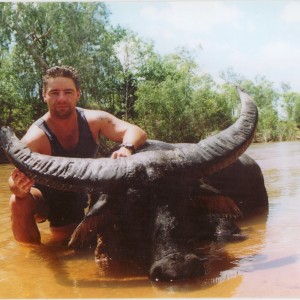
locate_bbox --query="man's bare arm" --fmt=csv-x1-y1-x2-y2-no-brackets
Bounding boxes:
8,124,50,197
86,110,147,158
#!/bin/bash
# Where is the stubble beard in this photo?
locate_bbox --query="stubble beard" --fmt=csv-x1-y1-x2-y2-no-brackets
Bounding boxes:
52,106,74,119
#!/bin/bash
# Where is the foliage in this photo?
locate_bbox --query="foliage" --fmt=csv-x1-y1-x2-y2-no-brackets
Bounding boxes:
0,2,299,144
0,2,124,135
135,52,194,142
293,95,300,127
281,83,300,128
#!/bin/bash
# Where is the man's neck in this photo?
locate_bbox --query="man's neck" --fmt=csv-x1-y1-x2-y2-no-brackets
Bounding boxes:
46,109,78,128
44,109,80,150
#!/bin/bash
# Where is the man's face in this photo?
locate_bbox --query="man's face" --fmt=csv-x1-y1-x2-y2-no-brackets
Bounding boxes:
43,77,80,119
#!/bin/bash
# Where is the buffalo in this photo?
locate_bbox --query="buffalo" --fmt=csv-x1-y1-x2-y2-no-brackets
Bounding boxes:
0,87,268,282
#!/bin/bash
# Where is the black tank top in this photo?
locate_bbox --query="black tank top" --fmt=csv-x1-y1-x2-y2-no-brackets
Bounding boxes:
35,107,99,158
34,107,99,227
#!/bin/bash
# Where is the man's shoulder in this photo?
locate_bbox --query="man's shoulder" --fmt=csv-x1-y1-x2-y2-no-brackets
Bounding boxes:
21,123,50,154
80,107,109,121
22,122,44,138
79,108,114,138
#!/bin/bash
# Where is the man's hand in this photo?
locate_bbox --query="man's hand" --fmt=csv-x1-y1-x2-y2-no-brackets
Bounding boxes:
111,147,133,159
9,169,35,197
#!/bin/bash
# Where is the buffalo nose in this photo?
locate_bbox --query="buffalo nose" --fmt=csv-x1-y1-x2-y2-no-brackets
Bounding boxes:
150,253,206,282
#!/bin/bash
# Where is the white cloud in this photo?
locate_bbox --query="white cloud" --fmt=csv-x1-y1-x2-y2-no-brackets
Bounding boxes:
226,41,300,90
245,20,257,34
109,1,300,92
281,1,300,23
147,25,175,42
139,1,243,56
260,41,300,68
141,1,242,34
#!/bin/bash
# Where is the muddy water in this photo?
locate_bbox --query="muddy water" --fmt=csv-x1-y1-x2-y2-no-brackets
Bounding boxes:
0,142,300,298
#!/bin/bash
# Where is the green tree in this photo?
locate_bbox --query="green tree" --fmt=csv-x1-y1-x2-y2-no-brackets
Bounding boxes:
275,120,298,141
292,94,300,127
1,2,299,143
135,49,233,143
240,77,280,142
114,32,157,120
0,2,124,135
281,83,294,121
189,76,233,141
135,51,195,142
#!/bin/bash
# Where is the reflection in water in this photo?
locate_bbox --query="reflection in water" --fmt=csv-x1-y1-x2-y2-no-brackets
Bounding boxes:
1,142,300,297
242,254,299,271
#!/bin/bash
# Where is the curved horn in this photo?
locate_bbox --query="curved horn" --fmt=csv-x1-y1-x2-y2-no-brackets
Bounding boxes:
0,87,257,193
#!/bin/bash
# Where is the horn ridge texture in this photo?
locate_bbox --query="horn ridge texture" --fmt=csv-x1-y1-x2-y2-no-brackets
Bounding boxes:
0,87,258,193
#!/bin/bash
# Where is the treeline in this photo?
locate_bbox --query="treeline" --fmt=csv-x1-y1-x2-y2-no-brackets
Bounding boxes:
1,2,300,144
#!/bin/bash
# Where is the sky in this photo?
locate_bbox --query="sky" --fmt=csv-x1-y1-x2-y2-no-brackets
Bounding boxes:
106,0,300,93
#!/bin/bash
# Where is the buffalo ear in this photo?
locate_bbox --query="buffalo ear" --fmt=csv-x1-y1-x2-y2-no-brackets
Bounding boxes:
69,193,112,248
196,195,242,218
68,214,103,248
194,181,242,218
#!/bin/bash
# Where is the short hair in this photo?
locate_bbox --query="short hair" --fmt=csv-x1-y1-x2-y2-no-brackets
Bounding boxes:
42,65,80,91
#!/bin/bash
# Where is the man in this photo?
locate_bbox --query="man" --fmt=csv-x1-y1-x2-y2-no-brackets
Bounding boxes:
8,65,147,244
